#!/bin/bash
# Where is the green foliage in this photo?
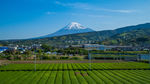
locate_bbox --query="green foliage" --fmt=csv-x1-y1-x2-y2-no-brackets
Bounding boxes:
80,71,96,84
136,37,149,42
55,71,63,84
60,56,69,59
0,54,11,60
42,54,49,60
0,62,150,71
0,44,3,46
41,44,53,52
24,50,32,55
1,69,150,84
57,47,88,55
71,57,81,60
47,71,57,84
63,71,71,84
49,56,57,60
69,71,79,84
0,62,150,83
102,28,150,46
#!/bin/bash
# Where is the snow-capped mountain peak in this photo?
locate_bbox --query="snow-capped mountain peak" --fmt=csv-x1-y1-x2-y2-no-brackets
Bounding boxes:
64,22,85,29
37,22,94,38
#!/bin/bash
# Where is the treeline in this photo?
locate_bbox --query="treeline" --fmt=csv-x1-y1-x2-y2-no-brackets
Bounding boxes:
0,44,149,60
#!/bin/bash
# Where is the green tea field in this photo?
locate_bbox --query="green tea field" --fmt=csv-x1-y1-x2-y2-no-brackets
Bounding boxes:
0,62,150,84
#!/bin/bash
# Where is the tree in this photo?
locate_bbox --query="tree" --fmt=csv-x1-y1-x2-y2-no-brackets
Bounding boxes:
24,50,32,55
136,37,148,42
36,49,43,60
136,37,149,46
41,44,52,52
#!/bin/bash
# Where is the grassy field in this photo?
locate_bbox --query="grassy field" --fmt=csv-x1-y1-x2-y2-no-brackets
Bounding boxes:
0,62,150,84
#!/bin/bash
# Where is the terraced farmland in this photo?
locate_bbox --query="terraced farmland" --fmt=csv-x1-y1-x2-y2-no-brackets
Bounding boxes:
0,62,150,84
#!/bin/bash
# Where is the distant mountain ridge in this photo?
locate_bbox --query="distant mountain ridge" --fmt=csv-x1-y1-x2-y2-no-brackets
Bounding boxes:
1,23,150,46
38,22,94,38
115,23,150,33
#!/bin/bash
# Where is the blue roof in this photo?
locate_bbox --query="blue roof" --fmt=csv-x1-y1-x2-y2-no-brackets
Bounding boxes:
0,47,8,51
0,47,8,49
0,49,5,51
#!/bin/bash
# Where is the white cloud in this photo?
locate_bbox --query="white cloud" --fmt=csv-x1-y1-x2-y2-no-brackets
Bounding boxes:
55,1,90,9
114,10,134,13
87,15,107,18
46,11,55,15
93,8,136,13
71,13,109,18
55,1,136,13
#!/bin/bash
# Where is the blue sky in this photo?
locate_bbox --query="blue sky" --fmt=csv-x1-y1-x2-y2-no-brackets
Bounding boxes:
0,0,150,40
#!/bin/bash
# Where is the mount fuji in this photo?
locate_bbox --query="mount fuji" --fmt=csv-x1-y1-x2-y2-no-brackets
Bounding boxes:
39,22,94,38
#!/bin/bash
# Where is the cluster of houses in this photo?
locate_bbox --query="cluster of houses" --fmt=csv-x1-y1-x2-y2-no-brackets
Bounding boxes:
0,44,42,53
0,44,58,55
70,44,133,51
70,44,150,51
0,43,150,54
65,40,99,44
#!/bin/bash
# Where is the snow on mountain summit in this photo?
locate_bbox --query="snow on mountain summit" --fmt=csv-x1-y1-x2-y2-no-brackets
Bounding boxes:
64,22,85,29
37,22,94,38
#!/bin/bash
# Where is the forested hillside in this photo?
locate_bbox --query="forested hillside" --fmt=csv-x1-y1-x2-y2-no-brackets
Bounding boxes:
0,23,150,46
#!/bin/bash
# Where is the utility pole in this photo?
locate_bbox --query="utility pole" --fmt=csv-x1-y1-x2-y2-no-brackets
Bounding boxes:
149,51,150,66
88,50,92,70
33,48,37,72
34,54,36,71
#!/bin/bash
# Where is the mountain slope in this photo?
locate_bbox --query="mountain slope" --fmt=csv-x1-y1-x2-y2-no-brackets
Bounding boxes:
1,30,117,46
38,23,150,39
115,23,150,33
39,22,94,38
1,23,150,46
102,28,150,46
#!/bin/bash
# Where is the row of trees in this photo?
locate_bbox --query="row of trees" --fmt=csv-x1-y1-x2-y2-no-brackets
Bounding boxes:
0,44,149,60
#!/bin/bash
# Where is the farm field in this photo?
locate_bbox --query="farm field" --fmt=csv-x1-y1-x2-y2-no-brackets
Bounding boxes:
0,62,150,71
0,62,150,84
0,70,150,84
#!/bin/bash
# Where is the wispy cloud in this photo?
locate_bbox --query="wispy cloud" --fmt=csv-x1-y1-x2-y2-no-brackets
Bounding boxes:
55,1,136,13
87,15,107,18
90,8,136,13
71,13,109,18
55,1,89,9
46,11,55,15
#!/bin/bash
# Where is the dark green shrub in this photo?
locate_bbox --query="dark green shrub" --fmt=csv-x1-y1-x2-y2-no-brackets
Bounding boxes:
49,56,57,60
71,57,80,60
60,56,69,59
